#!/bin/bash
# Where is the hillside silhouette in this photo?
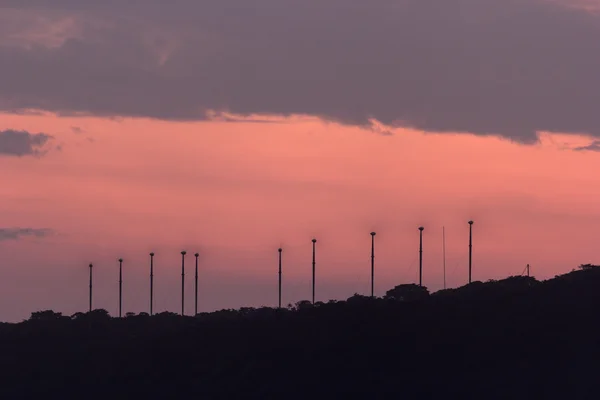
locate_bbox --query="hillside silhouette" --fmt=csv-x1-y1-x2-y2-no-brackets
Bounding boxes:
2,265,600,399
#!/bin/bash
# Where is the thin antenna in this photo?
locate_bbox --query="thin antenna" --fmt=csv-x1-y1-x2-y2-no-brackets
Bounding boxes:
527,263,530,277
443,227,446,290
194,252,199,316
370,232,376,297
278,248,283,308
468,220,474,284
149,252,154,316
312,239,317,304
181,251,186,316
418,227,424,287
89,263,93,312
118,258,123,318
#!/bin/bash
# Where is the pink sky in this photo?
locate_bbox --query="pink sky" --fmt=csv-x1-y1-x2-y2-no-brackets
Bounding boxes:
1,112,600,322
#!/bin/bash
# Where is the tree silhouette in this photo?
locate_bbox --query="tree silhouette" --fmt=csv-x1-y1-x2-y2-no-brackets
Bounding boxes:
294,300,313,311
0,265,600,399
29,310,66,321
346,293,375,305
384,284,429,301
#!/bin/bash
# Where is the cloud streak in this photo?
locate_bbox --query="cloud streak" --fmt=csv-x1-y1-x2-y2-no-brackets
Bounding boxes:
0,129,53,157
0,228,54,241
1,0,600,143
573,140,600,151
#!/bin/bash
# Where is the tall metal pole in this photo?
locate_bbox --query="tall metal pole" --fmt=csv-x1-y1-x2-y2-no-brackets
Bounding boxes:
468,220,474,284
419,227,424,287
527,263,530,277
118,258,123,318
194,253,199,316
150,252,154,316
312,239,317,304
443,227,446,290
181,251,186,316
278,248,282,308
370,232,376,297
89,263,93,312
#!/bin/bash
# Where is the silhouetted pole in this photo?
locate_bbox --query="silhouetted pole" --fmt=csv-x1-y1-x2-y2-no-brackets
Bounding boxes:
468,220,474,284
312,239,317,304
527,263,530,277
150,252,154,316
118,258,123,318
194,252,199,316
419,227,424,287
443,226,446,289
89,263,93,312
278,248,283,308
181,251,187,316
370,232,376,297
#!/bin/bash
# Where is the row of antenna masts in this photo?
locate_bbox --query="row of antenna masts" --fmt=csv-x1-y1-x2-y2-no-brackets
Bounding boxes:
86,220,529,317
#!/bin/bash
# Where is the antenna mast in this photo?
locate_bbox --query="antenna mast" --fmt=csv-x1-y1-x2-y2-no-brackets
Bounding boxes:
118,258,123,318
418,227,424,287
89,263,93,312
468,220,474,284
278,248,283,308
149,252,154,316
194,253,199,316
370,232,376,297
312,239,317,304
181,251,186,316
443,226,446,289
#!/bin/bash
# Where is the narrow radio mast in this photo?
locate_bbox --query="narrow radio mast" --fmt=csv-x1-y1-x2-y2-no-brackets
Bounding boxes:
89,263,93,312
443,227,446,290
370,232,376,297
526,263,530,277
278,248,283,308
194,252,199,316
118,258,123,318
149,252,155,316
181,251,187,316
312,239,317,304
418,227,424,287
468,220,474,284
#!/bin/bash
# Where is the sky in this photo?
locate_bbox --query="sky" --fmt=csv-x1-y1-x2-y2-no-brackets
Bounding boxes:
1,0,600,322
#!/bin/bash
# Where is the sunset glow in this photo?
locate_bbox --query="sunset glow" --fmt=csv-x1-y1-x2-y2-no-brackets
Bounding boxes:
1,110,599,321
2,0,600,322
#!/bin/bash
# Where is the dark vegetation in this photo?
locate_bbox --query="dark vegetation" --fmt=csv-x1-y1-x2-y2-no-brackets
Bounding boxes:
2,264,600,399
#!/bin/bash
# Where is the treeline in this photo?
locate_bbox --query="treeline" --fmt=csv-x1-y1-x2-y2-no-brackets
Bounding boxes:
0,264,599,399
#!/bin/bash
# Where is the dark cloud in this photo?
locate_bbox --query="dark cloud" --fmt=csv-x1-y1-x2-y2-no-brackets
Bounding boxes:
0,129,53,157
0,228,54,241
573,140,600,151
1,0,600,143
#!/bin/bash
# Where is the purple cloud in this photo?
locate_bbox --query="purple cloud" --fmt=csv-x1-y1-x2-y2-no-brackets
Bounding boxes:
0,129,53,157
0,0,599,143
0,228,54,241
573,140,600,152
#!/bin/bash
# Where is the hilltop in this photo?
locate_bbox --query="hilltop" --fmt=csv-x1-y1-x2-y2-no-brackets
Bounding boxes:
1,265,600,399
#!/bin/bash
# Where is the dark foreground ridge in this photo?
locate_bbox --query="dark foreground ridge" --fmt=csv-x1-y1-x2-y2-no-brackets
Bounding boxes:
2,265,600,399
